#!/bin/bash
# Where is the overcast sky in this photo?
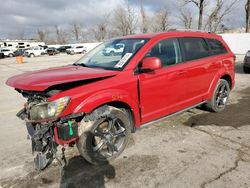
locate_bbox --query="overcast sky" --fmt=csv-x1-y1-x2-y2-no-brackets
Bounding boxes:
0,0,246,39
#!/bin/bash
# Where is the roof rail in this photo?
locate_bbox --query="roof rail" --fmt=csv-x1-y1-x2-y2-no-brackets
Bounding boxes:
168,28,212,33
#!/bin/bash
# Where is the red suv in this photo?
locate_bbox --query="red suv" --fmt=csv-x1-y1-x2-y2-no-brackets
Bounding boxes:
6,31,235,170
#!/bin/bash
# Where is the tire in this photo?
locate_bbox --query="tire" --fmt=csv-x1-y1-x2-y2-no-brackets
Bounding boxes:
29,53,35,58
76,106,131,165
204,79,230,112
8,53,14,57
82,50,87,54
243,66,250,73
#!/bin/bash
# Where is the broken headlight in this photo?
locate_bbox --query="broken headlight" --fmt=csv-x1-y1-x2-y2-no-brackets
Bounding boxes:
29,97,70,121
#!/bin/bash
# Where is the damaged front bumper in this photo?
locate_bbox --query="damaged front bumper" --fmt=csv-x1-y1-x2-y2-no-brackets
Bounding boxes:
17,108,84,170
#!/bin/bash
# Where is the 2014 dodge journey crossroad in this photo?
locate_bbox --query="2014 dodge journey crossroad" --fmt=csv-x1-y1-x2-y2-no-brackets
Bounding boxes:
6,31,235,170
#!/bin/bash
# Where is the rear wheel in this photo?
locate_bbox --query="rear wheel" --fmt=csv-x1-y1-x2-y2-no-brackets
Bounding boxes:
77,106,131,165
243,66,250,73
204,79,230,112
29,53,35,58
8,53,14,57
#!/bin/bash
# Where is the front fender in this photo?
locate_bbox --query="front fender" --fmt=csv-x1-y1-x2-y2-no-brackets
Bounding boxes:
73,89,141,126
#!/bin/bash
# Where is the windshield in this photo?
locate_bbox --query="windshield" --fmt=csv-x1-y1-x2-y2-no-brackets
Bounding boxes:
74,38,148,70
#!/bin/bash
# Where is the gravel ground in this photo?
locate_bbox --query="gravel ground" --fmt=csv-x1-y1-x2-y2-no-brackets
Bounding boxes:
0,54,249,188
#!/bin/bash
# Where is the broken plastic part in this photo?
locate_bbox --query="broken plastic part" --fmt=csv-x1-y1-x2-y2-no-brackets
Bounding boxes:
68,120,73,136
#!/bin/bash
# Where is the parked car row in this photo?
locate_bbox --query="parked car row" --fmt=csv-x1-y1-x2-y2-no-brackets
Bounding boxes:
0,44,89,59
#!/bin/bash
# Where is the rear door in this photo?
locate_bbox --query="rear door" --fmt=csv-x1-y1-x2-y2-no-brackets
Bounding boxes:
138,38,188,124
179,37,215,105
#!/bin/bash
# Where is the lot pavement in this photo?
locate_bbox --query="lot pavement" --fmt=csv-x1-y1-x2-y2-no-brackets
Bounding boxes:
0,54,250,188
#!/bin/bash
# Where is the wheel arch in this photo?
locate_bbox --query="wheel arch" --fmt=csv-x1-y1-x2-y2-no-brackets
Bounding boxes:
220,74,232,90
71,91,141,130
207,72,233,100
106,101,137,133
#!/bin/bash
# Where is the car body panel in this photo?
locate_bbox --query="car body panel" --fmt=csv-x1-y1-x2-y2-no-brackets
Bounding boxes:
6,65,118,91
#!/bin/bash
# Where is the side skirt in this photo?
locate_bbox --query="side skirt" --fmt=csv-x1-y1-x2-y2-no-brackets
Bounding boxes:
139,101,206,129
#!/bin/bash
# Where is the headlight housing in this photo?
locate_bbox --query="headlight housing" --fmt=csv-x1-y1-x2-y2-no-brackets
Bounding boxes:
29,97,70,121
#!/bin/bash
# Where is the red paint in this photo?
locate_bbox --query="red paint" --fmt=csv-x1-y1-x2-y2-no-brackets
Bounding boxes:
6,65,118,91
6,32,235,146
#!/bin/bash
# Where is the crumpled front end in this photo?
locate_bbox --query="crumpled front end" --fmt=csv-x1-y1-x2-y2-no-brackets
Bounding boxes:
16,90,83,170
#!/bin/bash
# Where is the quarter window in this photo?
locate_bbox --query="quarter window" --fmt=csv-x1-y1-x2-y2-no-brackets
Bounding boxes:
146,38,182,67
207,39,227,55
181,37,210,61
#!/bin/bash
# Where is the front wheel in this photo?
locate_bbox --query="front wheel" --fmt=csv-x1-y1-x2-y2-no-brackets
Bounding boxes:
204,79,230,112
76,106,131,165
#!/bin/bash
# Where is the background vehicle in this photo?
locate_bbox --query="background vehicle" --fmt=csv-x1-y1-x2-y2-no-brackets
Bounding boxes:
47,47,60,56
23,46,45,57
6,31,234,170
66,45,86,55
0,48,15,57
57,45,72,53
0,52,4,59
14,49,26,56
243,50,250,73
103,43,125,56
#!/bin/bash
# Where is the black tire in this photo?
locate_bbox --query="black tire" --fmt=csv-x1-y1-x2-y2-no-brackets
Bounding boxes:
82,50,87,54
204,79,230,112
76,106,131,165
8,53,14,57
243,66,250,73
29,53,35,58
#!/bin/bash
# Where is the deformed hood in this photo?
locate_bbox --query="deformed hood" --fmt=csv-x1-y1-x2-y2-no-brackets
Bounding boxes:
6,65,118,91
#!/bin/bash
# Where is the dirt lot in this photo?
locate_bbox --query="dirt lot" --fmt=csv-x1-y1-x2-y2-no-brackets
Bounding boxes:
0,54,250,188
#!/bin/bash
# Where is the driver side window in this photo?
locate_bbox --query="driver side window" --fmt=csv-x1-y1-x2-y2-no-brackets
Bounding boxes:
146,38,182,67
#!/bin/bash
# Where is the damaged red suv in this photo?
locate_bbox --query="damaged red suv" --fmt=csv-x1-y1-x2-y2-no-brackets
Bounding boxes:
6,31,235,170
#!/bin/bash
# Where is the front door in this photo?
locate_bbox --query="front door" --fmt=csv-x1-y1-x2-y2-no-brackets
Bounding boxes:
138,38,188,124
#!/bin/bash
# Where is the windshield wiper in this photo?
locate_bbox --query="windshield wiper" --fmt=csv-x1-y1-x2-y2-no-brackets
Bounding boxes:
73,63,88,67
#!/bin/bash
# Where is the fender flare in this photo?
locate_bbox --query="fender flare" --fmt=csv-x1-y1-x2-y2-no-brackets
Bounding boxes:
206,70,232,100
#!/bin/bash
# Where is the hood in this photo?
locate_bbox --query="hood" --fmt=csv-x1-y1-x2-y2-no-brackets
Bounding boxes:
6,65,118,91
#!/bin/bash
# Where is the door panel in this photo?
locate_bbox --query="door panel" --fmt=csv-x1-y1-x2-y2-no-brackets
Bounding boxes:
138,38,187,124
139,64,188,124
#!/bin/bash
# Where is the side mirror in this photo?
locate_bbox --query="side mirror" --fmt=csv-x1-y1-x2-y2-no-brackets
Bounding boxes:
141,57,162,72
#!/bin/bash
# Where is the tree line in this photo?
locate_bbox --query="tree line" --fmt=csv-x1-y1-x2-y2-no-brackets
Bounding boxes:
36,0,250,44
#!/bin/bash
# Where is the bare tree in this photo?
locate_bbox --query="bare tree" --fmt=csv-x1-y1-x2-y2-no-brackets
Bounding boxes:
37,29,48,42
184,0,205,30
180,10,193,29
205,0,240,32
54,25,67,44
152,7,170,32
72,24,81,42
113,0,138,35
140,0,149,33
246,0,250,32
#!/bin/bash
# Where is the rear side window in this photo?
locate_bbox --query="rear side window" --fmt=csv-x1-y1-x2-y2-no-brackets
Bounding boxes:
146,38,182,67
207,39,227,55
180,37,210,61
